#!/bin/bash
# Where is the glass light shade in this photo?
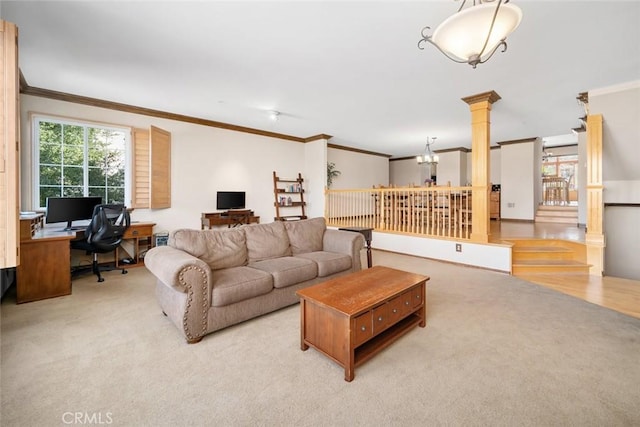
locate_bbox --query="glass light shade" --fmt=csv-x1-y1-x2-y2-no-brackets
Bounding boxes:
431,3,522,62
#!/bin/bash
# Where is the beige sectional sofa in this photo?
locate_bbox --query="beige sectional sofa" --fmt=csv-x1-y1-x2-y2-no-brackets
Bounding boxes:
144,217,365,343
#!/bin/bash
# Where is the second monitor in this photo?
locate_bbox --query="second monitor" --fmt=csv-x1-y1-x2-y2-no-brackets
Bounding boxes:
46,196,103,231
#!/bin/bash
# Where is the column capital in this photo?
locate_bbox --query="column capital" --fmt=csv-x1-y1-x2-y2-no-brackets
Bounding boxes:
462,90,502,106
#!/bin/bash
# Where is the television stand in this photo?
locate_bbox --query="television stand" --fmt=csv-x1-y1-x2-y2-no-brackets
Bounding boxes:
201,211,260,229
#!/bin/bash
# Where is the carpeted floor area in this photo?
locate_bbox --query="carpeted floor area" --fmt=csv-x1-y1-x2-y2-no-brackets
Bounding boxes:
2,250,639,426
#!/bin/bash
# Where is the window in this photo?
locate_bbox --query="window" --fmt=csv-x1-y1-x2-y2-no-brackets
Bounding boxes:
34,116,130,209
542,154,578,191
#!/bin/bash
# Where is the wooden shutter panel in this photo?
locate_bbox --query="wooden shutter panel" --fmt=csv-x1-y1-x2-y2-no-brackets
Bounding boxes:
131,128,150,209
149,125,171,208
131,126,171,209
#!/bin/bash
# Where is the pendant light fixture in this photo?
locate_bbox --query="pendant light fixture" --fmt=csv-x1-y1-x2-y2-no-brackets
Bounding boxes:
418,0,523,69
416,137,439,165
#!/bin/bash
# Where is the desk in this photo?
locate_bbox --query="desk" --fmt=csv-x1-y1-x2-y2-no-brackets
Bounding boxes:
17,216,75,303
115,222,156,268
16,216,155,304
201,211,260,229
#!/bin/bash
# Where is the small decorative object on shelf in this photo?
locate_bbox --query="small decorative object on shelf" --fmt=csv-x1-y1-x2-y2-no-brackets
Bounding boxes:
273,171,307,221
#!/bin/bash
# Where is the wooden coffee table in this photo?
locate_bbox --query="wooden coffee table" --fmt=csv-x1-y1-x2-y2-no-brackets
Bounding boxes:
296,266,429,381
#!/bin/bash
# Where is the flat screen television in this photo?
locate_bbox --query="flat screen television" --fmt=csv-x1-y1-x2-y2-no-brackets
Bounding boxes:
46,196,103,231
216,191,246,211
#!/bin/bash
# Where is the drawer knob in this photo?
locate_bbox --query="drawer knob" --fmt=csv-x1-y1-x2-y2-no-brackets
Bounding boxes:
405,301,410,306
416,295,421,299
377,316,383,322
361,326,366,331
392,309,398,313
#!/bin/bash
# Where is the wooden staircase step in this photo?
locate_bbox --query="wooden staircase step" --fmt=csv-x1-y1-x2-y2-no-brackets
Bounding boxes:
535,205,578,224
537,205,577,211
513,246,573,261
507,237,588,275
534,216,578,224
512,259,590,274
535,210,578,217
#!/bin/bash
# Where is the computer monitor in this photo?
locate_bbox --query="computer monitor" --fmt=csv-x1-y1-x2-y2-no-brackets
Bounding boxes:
45,196,103,231
216,191,246,211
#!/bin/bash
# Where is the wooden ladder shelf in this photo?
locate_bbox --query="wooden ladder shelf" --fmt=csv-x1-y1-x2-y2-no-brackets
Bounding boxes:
273,171,307,221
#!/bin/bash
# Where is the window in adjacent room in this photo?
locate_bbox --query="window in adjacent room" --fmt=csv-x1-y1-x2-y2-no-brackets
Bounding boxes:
33,116,130,209
542,154,578,190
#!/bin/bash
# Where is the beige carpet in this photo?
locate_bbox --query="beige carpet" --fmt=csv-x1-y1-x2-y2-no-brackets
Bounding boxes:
2,251,640,426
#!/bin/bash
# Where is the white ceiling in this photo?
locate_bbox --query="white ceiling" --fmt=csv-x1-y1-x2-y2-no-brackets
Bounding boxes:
2,1,639,157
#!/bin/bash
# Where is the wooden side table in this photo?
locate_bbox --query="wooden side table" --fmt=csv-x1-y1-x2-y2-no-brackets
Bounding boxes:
339,226,373,268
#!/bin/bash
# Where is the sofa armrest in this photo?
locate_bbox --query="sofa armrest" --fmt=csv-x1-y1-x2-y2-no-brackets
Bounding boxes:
145,246,212,343
322,229,365,271
145,246,212,294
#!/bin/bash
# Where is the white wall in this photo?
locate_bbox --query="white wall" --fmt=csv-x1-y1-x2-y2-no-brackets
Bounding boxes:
490,148,501,185
435,150,464,186
500,140,539,220
327,147,388,189
371,232,512,272
304,139,327,218
389,158,420,187
589,81,640,279
591,81,640,203
20,95,313,232
577,131,587,225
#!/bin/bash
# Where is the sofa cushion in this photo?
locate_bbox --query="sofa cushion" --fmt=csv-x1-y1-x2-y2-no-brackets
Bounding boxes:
295,251,352,277
170,228,247,270
243,221,292,262
284,217,326,255
211,266,273,307
249,257,318,289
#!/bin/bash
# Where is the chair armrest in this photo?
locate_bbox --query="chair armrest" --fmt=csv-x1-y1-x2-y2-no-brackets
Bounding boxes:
322,229,365,271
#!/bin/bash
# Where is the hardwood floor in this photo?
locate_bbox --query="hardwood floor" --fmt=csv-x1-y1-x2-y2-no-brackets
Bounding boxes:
491,220,640,319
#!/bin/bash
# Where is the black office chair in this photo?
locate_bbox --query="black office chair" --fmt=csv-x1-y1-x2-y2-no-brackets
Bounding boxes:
71,204,131,282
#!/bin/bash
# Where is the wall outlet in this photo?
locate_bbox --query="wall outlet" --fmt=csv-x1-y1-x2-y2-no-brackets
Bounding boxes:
507,202,515,208
455,243,462,252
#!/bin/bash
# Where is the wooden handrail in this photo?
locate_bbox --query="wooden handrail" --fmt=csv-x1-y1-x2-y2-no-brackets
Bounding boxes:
325,186,474,239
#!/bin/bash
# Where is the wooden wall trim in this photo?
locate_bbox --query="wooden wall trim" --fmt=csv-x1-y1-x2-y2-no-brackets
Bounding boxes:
304,134,333,142
21,83,393,157
497,137,538,146
435,146,471,154
327,143,391,158
21,84,311,143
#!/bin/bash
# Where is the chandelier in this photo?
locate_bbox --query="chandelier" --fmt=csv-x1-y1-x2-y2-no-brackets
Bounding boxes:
418,0,523,69
416,137,439,165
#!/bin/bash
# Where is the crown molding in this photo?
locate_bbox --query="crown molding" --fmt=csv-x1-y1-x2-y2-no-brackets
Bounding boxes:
304,134,333,142
20,81,327,143
328,143,391,158
434,147,470,154
497,137,538,146
589,80,640,97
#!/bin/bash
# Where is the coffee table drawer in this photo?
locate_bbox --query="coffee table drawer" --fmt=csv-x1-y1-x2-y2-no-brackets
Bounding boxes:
372,303,389,334
411,285,423,308
388,294,404,323
354,312,372,346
